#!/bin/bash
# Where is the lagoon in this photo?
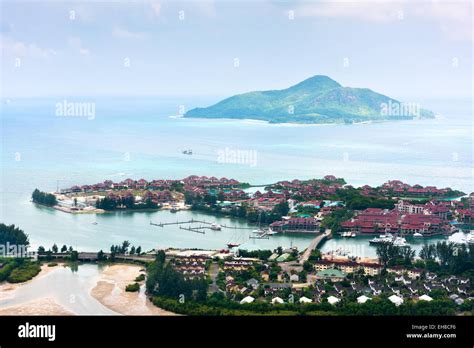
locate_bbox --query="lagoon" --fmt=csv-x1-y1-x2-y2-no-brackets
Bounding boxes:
0,96,472,257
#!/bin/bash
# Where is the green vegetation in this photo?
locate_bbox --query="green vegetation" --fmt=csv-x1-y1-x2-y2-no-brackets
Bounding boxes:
146,251,208,302
32,189,57,206
0,258,41,283
96,196,158,210
321,209,354,232
0,223,29,247
417,242,474,277
125,282,140,292
135,274,145,282
152,292,463,316
185,75,434,124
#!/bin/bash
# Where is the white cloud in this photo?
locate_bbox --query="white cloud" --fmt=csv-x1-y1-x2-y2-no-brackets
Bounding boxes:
112,27,147,40
68,37,90,56
296,0,472,41
0,34,56,59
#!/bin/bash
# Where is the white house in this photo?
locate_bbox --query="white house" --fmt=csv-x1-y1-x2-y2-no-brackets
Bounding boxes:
290,274,300,282
357,295,371,304
388,294,404,306
239,296,255,304
327,296,340,305
299,296,312,304
418,294,433,302
271,297,284,304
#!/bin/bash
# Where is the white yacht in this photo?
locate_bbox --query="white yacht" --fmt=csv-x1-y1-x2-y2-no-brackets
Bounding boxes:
413,232,423,238
210,223,221,231
393,237,408,247
369,234,393,245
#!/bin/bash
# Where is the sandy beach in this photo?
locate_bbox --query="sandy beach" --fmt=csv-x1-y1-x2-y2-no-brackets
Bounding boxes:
90,264,176,315
0,263,61,302
0,263,175,316
0,297,73,315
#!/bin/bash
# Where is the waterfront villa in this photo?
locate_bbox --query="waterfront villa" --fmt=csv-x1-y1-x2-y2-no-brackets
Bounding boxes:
270,217,320,233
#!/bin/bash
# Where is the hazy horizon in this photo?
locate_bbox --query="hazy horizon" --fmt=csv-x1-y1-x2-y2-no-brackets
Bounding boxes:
1,0,472,100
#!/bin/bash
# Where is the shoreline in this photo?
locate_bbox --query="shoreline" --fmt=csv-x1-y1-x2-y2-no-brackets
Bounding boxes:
0,263,176,316
89,264,177,316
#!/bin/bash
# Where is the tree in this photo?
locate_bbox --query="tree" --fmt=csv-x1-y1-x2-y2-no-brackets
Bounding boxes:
419,244,436,261
0,224,29,247
121,240,130,254
52,244,58,253
97,250,107,261
37,246,45,253
136,246,142,255
61,245,68,253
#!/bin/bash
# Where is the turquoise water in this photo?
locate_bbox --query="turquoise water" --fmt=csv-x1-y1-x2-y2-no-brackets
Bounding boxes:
1,96,472,256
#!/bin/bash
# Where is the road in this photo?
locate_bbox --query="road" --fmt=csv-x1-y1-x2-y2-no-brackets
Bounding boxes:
299,229,331,264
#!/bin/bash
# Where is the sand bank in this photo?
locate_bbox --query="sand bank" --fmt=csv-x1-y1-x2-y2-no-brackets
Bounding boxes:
90,264,176,315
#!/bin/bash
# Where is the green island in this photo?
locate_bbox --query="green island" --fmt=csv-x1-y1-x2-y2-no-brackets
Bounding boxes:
184,75,435,124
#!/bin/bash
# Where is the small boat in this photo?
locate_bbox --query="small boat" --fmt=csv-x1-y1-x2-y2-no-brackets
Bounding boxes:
369,234,393,245
170,203,180,213
182,149,193,155
91,222,98,225
267,229,278,235
210,223,221,231
226,243,240,248
413,232,423,238
350,232,357,238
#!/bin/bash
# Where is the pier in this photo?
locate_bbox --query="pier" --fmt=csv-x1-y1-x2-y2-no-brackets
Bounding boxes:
150,219,255,230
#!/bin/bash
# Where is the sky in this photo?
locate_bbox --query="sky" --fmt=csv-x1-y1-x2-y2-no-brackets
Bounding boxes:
0,0,472,100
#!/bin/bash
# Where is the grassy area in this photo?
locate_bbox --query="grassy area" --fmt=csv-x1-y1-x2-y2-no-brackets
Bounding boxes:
6,262,41,283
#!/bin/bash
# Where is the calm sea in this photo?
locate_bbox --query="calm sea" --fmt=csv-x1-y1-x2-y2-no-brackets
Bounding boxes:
1,96,472,257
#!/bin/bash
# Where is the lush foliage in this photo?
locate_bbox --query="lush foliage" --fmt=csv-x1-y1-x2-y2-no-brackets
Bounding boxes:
185,75,434,124
0,224,29,247
32,189,57,206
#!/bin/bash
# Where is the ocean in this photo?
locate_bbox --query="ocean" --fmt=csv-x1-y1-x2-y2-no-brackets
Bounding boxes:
1,96,472,256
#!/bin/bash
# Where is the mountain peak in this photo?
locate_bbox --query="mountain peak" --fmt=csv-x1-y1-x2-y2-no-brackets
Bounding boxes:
288,75,342,91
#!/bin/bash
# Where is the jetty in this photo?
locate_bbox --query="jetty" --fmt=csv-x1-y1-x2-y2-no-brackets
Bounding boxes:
150,219,255,230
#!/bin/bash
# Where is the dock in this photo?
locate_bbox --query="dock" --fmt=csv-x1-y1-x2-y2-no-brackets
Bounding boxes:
179,226,206,234
150,219,255,230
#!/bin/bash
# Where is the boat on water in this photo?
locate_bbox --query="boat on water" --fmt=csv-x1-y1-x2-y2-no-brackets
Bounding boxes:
170,203,180,213
91,222,98,225
413,232,423,238
226,243,240,248
210,223,221,231
393,236,408,247
369,234,393,245
267,229,278,235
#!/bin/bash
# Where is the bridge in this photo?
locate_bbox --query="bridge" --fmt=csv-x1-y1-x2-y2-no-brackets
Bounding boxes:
299,229,331,264
38,252,156,263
